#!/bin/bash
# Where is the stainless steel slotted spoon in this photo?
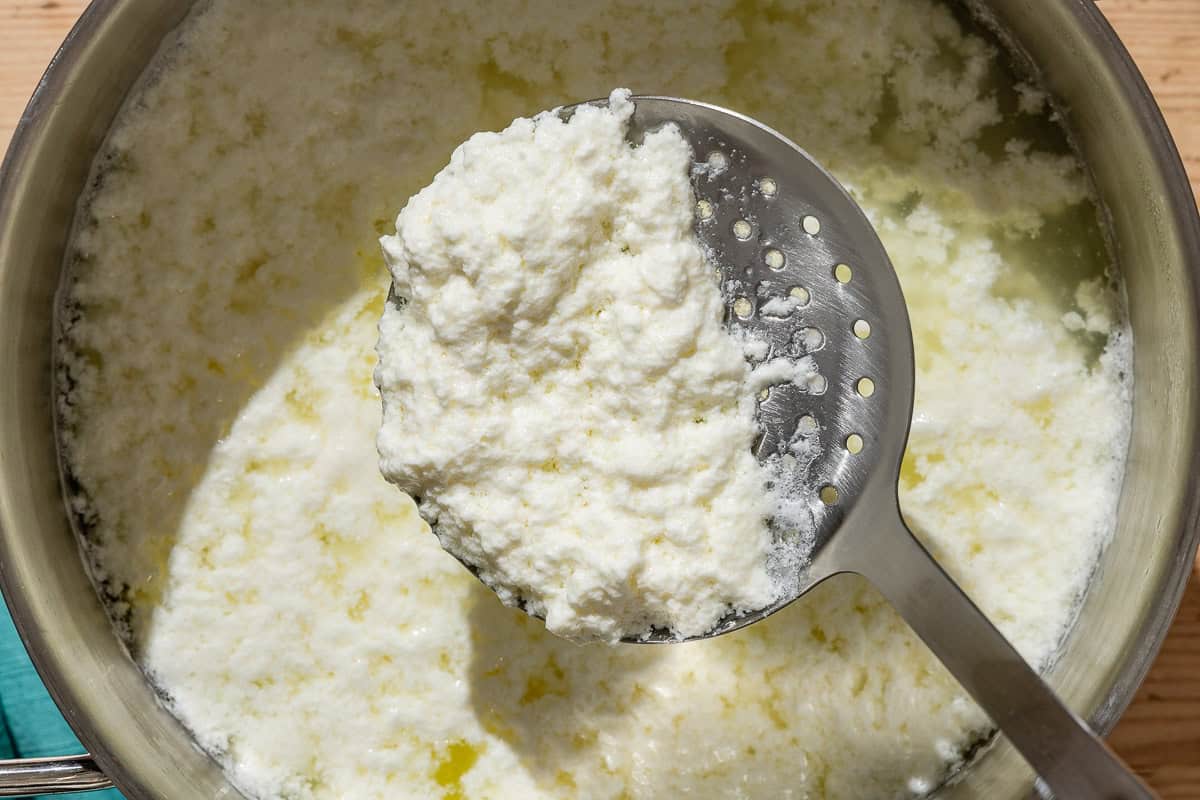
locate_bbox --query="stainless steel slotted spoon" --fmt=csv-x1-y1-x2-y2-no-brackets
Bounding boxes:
602,95,1155,800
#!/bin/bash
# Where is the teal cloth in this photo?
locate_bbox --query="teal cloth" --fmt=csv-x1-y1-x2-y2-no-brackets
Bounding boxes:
0,599,125,800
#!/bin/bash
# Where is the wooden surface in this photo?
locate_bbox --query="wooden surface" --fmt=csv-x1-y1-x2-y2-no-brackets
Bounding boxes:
1,0,1198,795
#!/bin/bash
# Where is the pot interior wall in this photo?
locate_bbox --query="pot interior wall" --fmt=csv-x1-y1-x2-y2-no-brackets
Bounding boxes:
942,1,1200,796
0,3,236,798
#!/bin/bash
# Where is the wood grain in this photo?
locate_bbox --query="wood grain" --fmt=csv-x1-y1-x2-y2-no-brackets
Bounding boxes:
0,0,87,149
1,1,1198,796
1101,0,1200,200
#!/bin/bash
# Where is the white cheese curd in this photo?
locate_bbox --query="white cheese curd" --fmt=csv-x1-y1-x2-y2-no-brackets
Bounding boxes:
376,89,810,643
57,1,1132,798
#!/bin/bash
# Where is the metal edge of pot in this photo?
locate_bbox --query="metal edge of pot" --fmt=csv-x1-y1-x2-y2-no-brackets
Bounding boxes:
0,4,232,798
1051,1,1200,735
938,1,1200,796
0,1,1197,798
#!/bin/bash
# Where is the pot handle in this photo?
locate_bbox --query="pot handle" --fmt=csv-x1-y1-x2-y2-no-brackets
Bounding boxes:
0,756,112,796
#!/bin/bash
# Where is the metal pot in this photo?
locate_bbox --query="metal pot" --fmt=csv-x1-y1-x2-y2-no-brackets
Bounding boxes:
0,0,1197,797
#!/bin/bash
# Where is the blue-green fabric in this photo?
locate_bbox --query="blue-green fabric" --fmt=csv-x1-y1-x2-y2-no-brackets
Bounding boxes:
0,600,125,800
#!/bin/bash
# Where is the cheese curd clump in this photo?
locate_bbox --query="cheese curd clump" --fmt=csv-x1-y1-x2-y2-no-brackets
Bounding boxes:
377,91,781,642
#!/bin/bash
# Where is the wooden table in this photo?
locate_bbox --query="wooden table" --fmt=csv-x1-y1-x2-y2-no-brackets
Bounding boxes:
2,1,1198,796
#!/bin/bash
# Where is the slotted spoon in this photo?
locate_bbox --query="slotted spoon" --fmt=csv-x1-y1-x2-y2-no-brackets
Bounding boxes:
600,95,1155,800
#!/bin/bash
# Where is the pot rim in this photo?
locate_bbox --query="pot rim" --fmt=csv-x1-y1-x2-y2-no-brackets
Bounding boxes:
1030,1,1200,736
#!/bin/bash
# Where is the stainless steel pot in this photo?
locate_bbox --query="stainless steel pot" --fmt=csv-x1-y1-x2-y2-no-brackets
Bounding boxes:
0,1,1197,798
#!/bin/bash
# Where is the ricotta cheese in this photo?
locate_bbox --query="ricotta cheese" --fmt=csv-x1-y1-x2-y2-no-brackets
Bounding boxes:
57,1,1132,798
376,90,802,642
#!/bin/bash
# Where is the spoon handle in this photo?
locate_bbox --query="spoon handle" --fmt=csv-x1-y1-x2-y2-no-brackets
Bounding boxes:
845,511,1155,799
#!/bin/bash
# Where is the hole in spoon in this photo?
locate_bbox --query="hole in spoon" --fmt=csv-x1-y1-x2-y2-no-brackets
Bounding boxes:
845,433,864,454
764,248,785,270
733,297,753,319
801,215,821,235
819,485,839,505
732,219,753,240
796,327,824,352
853,319,871,339
757,177,778,197
835,263,853,284
856,377,875,398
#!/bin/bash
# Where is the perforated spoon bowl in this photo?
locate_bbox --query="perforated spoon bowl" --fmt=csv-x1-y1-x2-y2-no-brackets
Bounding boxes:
602,95,1155,800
